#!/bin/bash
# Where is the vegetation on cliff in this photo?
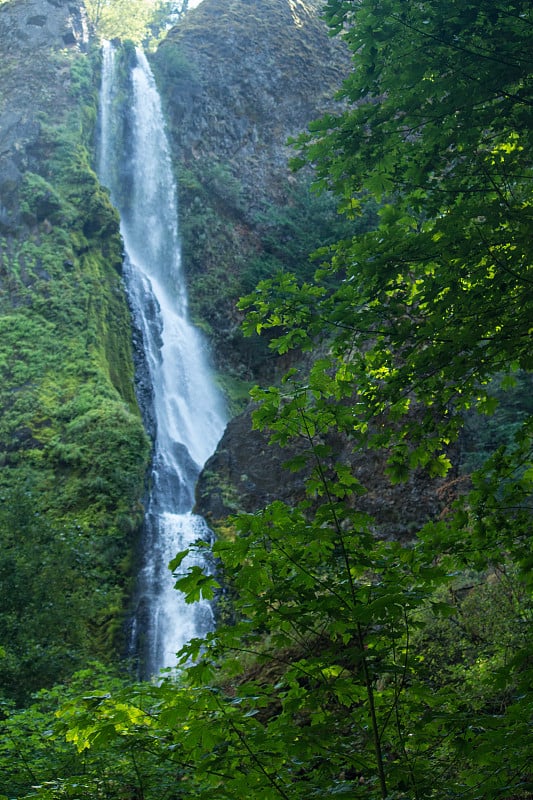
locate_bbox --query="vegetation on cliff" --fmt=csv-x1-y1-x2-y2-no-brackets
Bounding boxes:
0,2,150,702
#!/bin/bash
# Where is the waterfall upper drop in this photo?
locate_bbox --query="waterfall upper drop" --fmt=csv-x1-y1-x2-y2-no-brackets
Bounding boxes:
98,42,227,677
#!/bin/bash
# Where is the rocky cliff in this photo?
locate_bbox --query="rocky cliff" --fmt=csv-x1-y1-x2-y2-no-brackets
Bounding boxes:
152,0,351,387
0,0,150,524
195,403,458,540
0,0,89,231
156,0,348,212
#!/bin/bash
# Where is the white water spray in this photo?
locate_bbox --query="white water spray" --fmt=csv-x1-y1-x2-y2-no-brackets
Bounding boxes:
98,42,227,676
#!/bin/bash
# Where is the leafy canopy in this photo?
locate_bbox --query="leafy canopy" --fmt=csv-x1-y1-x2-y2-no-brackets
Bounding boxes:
84,0,173,43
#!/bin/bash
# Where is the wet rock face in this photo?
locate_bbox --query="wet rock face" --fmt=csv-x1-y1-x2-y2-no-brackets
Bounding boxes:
195,405,310,521
195,404,458,540
0,0,89,232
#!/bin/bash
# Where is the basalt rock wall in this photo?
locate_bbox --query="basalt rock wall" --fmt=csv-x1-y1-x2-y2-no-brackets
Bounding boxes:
156,0,349,213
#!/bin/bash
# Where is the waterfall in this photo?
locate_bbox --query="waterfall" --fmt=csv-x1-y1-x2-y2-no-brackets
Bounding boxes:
98,42,227,677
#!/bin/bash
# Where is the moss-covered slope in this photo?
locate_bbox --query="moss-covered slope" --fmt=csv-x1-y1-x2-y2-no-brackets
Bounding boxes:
0,0,150,701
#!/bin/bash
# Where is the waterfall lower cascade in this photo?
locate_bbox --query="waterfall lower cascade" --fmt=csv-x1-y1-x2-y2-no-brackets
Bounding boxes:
98,42,227,677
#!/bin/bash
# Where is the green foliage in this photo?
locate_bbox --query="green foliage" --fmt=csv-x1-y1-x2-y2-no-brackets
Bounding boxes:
0,492,93,705
461,371,533,473
240,180,377,294
0,665,148,799
19,173,63,225
84,0,189,46
242,0,533,471
13,489,530,798
84,0,165,44
230,0,533,793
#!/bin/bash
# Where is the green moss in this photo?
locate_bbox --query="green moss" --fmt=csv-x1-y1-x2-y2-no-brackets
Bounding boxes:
215,373,255,416
0,44,151,695
19,173,64,224
153,40,198,82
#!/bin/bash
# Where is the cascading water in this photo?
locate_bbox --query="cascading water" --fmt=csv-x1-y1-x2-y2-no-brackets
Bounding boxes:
98,42,227,677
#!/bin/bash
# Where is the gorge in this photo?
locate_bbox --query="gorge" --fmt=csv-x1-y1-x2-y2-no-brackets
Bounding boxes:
1,0,531,797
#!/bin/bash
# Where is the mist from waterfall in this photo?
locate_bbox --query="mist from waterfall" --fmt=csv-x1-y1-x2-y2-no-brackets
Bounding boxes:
98,41,227,677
